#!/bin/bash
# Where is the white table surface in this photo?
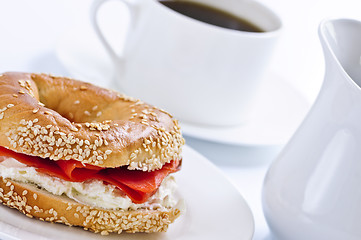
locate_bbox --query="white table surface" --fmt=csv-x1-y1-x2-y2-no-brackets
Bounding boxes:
0,0,360,239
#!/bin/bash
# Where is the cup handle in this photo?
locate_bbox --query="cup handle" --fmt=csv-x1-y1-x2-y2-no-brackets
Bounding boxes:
90,0,137,68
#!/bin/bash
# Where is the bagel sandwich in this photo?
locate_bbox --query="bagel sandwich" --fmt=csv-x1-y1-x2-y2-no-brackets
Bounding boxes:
0,72,185,234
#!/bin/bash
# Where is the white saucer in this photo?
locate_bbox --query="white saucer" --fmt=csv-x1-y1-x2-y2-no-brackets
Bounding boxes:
56,18,311,146
0,145,254,240
180,71,310,146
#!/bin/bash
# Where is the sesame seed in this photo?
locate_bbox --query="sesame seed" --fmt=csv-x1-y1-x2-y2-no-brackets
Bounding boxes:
18,80,26,87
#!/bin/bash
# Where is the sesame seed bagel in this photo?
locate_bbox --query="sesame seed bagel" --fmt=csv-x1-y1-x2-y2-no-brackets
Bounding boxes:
0,72,184,170
0,177,181,234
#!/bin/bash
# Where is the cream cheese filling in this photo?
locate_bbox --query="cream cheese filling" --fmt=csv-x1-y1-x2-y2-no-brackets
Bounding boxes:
0,156,178,210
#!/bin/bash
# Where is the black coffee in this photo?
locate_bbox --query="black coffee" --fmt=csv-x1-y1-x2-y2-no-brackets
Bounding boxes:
159,0,264,33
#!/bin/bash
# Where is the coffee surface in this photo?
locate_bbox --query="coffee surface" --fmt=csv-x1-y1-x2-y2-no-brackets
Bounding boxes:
159,0,264,32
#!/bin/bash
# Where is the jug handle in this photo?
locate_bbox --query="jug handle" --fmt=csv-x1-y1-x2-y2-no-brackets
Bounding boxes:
91,0,138,70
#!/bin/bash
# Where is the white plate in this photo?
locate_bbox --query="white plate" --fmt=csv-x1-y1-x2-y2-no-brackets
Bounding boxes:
56,18,311,147
0,145,254,240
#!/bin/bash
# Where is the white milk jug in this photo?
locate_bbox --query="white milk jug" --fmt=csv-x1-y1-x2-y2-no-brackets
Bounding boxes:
263,18,361,240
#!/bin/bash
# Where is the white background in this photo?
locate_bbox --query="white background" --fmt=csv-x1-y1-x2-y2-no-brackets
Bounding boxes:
0,0,361,239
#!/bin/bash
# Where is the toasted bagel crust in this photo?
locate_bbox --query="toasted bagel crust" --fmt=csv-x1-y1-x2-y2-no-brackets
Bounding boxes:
0,177,181,234
0,72,184,170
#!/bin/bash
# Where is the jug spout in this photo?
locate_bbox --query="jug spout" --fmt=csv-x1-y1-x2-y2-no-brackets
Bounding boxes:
319,19,361,88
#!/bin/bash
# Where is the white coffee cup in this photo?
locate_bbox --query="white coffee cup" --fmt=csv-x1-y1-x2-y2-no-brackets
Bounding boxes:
91,0,282,126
